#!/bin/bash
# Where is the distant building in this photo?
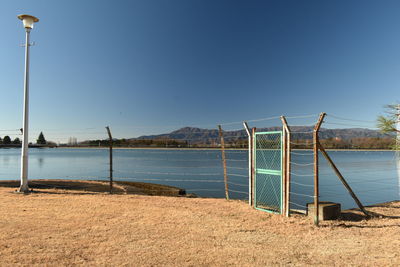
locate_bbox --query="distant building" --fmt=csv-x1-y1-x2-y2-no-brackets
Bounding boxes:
68,137,78,146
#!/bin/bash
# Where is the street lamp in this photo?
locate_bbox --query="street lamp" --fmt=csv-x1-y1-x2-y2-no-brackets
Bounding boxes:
17,14,39,193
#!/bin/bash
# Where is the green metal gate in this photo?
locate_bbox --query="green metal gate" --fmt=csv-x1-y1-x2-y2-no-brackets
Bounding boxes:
254,131,283,213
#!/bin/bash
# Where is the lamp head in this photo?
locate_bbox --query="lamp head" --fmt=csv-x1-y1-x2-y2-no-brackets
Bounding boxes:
17,14,39,29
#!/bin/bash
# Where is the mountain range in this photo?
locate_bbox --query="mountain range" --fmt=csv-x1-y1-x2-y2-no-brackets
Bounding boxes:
134,126,391,144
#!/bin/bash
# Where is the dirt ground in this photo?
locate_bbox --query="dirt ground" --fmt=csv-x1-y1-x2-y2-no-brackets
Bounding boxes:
0,181,399,266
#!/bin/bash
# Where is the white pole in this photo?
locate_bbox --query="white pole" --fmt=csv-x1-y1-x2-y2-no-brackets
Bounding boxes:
19,28,31,193
396,104,400,198
396,104,400,150
243,122,251,206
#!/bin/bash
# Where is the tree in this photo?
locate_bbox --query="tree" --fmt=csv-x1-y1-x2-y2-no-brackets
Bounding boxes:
37,132,47,145
3,136,11,145
13,137,21,145
377,104,400,149
377,104,400,133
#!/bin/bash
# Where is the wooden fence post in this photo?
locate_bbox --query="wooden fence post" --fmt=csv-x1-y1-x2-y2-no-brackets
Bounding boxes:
313,113,326,226
105,126,113,194
218,125,229,200
281,116,291,217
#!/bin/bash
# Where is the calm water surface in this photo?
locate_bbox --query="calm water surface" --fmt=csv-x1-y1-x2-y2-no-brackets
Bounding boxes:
0,148,398,210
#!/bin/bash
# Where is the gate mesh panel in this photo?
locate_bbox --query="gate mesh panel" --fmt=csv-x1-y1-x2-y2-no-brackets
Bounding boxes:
255,132,282,213
255,134,282,171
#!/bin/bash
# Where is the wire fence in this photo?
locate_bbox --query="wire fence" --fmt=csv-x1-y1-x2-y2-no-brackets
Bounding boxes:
1,112,399,213
288,145,399,212
111,148,250,198
0,147,247,198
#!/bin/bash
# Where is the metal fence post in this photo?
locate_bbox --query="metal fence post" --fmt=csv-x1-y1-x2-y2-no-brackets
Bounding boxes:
313,113,326,226
251,127,256,207
281,116,291,217
243,121,252,206
318,141,370,217
281,123,287,216
106,126,113,194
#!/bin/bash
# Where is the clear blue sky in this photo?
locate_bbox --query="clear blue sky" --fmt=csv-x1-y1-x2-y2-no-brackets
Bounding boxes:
1,0,399,143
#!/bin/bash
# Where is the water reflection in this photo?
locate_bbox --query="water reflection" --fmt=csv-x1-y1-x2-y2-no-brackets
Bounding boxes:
2,156,10,166
37,157,44,168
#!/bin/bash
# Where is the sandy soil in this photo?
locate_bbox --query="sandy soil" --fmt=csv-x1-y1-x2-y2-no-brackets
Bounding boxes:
0,183,399,266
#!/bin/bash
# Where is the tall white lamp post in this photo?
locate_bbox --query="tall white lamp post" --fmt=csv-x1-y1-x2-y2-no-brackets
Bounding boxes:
17,14,39,193
397,104,400,198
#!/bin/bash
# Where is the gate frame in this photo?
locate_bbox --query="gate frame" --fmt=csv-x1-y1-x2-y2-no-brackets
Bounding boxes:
247,112,368,225
253,130,284,214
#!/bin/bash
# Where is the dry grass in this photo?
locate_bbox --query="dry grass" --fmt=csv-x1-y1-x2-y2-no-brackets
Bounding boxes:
0,183,399,266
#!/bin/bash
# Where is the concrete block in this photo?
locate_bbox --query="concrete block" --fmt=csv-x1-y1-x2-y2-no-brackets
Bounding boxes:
307,201,341,220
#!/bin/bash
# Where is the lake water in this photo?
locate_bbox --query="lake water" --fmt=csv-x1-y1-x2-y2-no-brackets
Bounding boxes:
0,148,398,210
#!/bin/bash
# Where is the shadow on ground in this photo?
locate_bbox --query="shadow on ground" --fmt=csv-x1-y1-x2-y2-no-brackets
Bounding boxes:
318,201,400,229
0,179,187,197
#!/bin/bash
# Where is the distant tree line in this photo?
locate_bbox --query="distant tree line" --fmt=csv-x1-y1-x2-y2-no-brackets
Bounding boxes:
75,136,395,149
76,137,249,148
0,132,56,147
0,136,21,145
80,138,190,148
292,137,395,150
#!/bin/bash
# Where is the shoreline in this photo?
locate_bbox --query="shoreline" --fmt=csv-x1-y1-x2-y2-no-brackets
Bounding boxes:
0,179,186,197
39,147,400,152
1,146,397,152
0,178,396,207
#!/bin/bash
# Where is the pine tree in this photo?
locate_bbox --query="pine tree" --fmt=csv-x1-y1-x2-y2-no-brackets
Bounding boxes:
37,132,47,145
3,136,11,144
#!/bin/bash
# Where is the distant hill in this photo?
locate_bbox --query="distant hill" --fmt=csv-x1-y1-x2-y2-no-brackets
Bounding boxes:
133,126,391,144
